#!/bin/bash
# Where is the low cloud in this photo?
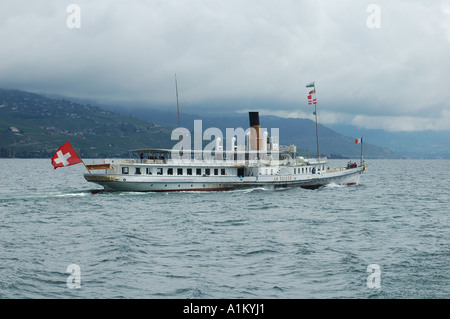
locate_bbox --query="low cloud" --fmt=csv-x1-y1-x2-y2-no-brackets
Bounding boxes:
0,0,449,132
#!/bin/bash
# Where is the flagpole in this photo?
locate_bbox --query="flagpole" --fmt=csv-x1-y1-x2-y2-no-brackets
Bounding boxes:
69,140,91,174
360,136,363,167
313,83,320,163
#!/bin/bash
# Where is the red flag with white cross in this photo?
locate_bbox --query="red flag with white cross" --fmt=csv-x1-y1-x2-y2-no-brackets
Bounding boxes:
51,141,82,169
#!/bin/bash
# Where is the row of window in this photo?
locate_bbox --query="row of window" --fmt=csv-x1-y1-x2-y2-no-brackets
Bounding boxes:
121,165,325,176
294,167,313,174
260,165,325,175
122,166,228,176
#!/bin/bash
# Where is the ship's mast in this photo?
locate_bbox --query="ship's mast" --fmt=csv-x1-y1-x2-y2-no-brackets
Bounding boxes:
313,82,320,163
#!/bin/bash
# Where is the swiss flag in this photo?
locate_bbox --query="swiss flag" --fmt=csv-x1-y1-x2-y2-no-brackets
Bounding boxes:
51,141,82,169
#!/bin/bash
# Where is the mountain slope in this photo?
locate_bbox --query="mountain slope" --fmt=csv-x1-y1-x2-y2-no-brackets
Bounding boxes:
328,124,450,159
0,89,173,158
120,107,399,159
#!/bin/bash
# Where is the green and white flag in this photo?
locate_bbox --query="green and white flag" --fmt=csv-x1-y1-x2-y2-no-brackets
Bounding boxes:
306,81,315,88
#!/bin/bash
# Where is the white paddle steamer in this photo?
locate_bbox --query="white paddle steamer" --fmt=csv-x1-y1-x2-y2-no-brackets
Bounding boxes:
84,112,367,192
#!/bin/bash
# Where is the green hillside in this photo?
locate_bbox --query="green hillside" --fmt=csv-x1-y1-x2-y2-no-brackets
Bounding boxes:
0,89,173,158
0,88,399,159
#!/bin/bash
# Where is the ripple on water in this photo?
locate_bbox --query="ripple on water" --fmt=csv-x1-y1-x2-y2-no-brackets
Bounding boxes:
1,159,449,298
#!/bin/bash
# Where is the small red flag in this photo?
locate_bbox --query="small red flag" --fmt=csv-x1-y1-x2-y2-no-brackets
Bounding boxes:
355,138,362,144
51,141,82,169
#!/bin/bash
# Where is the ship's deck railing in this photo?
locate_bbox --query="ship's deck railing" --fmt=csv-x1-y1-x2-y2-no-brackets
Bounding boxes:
300,157,327,164
102,158,168,165
90,157,328,168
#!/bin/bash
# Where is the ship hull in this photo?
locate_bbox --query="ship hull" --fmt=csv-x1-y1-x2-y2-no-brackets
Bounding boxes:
84,166,365,192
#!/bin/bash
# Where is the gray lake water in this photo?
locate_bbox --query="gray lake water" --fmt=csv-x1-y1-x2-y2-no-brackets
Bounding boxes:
0,159,449,298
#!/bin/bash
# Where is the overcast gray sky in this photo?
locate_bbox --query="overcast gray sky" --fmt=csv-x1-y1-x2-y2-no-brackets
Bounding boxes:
1,0,450,131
